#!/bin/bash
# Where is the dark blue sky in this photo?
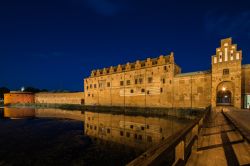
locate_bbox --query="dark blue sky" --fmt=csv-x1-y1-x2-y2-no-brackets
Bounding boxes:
1,0,250,91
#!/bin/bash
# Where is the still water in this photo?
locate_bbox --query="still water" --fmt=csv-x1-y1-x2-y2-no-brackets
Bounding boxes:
0,107,192,166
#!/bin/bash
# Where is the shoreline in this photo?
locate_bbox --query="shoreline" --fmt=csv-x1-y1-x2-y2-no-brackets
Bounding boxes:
5,103,209,119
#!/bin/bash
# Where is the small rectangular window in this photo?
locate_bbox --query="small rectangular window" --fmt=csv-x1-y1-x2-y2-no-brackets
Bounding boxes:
127,80,130,85
94,84,97,88
130,125,133,129
126,132,130,137
223,69,229,75
130,89,134,93
120,81,124,86
107,82,110,87
139,78,143,84
135,79,138,84
148,77,153,83
90,84,92,88
160,88,163,93
120,131,124,136
147,136,152,142
141,89,145,93
162,78,165,84
107,128,110,133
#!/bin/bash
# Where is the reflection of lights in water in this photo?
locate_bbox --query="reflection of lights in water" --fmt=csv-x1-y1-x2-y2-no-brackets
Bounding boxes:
222,87,226,91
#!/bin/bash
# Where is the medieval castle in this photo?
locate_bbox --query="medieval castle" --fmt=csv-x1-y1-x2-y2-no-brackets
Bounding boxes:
84,38,250,109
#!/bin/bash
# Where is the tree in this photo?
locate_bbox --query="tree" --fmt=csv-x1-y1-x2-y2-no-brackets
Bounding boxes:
0,87,10,99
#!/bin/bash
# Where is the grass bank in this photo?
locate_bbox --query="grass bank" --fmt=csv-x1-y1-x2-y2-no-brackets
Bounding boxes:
7,103,209,119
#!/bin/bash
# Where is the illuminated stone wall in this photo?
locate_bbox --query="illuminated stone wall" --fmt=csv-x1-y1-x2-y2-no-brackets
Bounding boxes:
4,92,35,105
35,92,85,105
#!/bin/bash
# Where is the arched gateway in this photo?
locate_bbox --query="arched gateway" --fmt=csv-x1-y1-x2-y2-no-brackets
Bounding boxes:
211,38,242,109
216,81,234,106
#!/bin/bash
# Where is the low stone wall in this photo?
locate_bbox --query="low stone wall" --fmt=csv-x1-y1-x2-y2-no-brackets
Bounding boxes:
35,92,84,105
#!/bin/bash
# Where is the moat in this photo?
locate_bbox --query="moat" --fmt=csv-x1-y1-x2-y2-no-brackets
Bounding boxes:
0,107,192,166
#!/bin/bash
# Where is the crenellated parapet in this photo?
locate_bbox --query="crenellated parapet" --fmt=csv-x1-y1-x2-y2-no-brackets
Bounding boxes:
90,53,175,77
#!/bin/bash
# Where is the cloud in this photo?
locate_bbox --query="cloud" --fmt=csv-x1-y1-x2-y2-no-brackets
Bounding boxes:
204,10,250,39
84,0,125,16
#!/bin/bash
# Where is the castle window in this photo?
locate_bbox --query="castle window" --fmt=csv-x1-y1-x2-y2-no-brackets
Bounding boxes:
148,77,153,83
126,132,130,137
162,78,165,84
138,135,142,140
160,88,163,93
127,80,130,85
223,69,229,75
90,84,92,88
139,78,143,84
147,90,150,94
147,136,152,142
94,84,96,88
120,131,124,136
141,126,145,130
120,81,124,86
231,54,234,60
164,66,167,70
88,94,90,97
130,89,134,93
141,89,145,93
107,129,110,133
107,82,110,87
135,79,138,84
86,86,88,90
134,134,138,139
92,94,94,97
130,125,133,129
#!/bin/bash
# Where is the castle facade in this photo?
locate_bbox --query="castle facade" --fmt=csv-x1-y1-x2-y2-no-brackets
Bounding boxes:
84,38,250,109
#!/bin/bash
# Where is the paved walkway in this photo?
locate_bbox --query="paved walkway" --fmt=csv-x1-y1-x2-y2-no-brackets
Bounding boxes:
186,110,250,166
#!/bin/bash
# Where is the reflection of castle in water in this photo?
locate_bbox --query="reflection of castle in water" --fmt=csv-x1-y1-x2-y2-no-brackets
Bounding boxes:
1,107,84,121
84,111,191,150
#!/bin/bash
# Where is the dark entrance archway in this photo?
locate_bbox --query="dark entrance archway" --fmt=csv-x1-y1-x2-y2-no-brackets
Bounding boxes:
217,90,232,105
216,81,234,106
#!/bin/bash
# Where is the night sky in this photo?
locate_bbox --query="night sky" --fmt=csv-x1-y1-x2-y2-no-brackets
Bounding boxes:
1,0,250,91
